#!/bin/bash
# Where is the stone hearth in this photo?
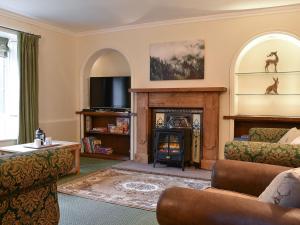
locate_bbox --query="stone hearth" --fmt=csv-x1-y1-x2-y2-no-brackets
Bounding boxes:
129,87,227,170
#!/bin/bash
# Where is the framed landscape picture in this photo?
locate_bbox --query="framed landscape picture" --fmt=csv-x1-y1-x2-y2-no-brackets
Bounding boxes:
150,39,205,80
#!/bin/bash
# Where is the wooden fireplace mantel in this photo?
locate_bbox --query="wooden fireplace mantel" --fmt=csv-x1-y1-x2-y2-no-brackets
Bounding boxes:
130,87,227,170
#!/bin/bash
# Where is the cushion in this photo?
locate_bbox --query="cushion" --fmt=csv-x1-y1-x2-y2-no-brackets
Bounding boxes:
258,168,300,208
278,127,300,144
291,136,300,145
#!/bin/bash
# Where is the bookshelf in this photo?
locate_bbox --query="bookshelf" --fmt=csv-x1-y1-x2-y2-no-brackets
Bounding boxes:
76,110,132,160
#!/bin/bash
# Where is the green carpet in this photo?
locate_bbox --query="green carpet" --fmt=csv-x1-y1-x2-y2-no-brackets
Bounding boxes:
58,157,159,225
58,157,120,185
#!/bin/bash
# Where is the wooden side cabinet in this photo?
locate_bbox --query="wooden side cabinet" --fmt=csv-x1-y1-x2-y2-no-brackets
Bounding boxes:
224,115,300,138
76,111,132,161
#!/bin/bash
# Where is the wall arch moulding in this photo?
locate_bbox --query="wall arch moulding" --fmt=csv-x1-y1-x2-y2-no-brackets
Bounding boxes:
79,47,133,109
79,47,136,160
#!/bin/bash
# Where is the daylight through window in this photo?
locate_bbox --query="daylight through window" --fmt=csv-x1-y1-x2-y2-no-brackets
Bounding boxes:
0,31,19,140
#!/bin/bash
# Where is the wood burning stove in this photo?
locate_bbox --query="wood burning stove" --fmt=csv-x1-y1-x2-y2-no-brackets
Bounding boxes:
152,109,203,170
153,128,191,171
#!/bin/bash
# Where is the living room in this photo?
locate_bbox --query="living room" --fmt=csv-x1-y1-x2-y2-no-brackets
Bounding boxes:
0,1,300,225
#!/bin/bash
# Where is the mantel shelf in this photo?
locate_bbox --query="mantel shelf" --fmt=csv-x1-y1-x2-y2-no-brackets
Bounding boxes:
129,87,227,93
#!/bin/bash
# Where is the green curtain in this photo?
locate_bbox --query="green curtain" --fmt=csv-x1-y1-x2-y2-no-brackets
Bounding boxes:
18,32,39,144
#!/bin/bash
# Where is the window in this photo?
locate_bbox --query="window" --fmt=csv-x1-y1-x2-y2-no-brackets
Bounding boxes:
0,31,19,140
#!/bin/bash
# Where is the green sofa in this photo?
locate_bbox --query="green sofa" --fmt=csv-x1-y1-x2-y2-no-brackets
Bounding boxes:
0,148,73,225
225,128,300,167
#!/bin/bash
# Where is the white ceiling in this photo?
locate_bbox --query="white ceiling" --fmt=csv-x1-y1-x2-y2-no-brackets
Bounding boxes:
0,0,300,33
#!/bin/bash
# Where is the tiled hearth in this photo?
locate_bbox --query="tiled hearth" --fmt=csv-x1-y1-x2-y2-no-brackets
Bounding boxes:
130,87,227,170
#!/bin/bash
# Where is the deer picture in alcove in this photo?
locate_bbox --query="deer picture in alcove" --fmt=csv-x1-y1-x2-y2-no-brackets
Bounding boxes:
265,51,279,72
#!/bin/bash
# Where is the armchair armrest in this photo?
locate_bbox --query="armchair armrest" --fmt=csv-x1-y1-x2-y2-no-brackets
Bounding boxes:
157,187,300,225
224,141,300,167
211,160,289,196
249,128,288,142
0,148,73,196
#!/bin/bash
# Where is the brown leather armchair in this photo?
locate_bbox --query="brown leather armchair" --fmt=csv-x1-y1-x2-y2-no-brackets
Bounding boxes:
156,160,300,225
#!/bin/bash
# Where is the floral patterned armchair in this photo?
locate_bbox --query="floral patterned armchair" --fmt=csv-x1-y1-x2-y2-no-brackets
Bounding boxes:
0,148,73,225
225,128,300,167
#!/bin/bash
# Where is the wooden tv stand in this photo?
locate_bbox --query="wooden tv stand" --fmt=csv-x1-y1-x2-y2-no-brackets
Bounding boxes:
76,110,133,161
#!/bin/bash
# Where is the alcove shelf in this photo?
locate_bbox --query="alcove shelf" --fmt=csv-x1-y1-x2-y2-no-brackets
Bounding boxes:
86,130,129,136
76,111,132,161
224,115,300,137
236,94,300,95
235,71,300,76
234,69,300,115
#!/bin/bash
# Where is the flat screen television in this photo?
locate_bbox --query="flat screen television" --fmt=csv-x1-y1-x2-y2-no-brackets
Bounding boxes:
90,76,131,110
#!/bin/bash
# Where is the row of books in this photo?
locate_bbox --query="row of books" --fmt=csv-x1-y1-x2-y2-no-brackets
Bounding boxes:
94,145,113,155
85,117,130,135
81,137,113,155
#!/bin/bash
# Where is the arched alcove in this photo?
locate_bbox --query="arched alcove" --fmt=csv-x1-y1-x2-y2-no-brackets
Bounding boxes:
80,48,131,109
79,48,135,160
232,33,300,116
90,49,131,77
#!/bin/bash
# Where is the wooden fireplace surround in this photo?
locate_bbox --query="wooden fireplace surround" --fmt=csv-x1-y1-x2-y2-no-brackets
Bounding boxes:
129,87,227,170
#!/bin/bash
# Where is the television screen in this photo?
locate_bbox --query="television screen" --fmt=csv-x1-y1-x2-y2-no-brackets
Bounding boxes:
90,76,131,109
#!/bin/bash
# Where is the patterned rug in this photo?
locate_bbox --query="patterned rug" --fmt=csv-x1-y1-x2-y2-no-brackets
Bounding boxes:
58,169,210,211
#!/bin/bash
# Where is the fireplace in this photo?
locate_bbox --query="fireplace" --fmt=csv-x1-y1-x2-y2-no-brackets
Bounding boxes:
152,109,203,169
153,128,191,170
129,87,227,170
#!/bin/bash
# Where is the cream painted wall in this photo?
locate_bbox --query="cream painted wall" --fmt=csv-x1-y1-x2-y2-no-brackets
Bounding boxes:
90,49,130,76
0,13,77,142
76,10,300,159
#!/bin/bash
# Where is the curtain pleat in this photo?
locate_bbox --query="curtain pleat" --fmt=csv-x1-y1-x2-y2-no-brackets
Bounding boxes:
18,32,39,144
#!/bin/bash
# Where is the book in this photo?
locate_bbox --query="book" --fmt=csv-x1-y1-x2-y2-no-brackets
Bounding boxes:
116,117,130,134
89,136,95,153
81,136,99,153
81,137,91,153
94,146,113,155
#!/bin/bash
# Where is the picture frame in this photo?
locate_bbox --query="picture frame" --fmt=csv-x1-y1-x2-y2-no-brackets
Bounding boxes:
150,39,205,80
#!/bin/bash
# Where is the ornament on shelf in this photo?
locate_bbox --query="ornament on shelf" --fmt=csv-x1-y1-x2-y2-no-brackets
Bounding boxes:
265,77,279,95
265,51,279,72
